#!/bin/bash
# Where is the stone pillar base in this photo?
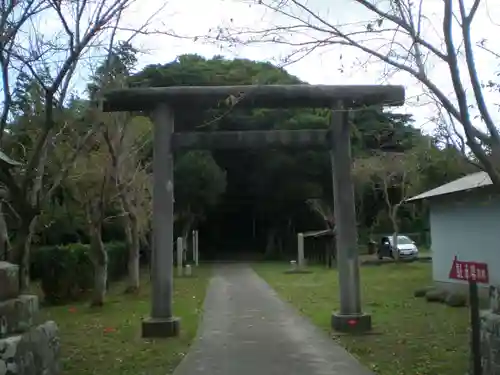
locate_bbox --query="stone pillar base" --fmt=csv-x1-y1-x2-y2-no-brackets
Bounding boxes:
331,312,372,334
141,317,180,338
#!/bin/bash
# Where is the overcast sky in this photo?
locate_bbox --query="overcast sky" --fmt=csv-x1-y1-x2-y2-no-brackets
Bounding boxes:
43,0,500,135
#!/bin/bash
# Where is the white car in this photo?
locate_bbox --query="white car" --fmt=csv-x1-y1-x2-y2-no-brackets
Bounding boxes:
377,235,419,260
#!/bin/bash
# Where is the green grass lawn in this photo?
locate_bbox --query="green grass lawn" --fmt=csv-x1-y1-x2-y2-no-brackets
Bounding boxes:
37,267,212,375
253,262,468,375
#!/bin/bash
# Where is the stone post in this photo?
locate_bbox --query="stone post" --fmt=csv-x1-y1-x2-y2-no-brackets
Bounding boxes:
141,103,180,338
194,230,199,266
192,230,195,265
0,262,60,374
297,233,305,269
330,102,372,333
177,237,184,277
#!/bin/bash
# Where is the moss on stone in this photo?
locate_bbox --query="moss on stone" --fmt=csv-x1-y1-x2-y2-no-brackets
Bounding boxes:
425,289,448,302
444,293,467,307
414,286,435,298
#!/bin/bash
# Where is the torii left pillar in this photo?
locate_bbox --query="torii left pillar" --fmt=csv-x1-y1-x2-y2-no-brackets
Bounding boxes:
330,101,371,333
141,103,180,338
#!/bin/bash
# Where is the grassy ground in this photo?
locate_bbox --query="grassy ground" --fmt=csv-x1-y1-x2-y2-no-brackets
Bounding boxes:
37,267,212,375
253,262,468,375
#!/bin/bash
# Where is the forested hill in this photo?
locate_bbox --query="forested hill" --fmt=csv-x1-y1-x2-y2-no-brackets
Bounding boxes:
127,54,472,259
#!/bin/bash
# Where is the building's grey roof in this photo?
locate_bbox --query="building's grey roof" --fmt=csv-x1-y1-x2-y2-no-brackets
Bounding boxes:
406,171,491,202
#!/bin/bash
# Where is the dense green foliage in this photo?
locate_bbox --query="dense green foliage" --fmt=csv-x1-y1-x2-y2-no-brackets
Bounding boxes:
131,55,473,258
32,242,128,304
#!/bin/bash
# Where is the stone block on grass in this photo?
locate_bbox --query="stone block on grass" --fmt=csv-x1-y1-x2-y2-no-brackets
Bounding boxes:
414,286,435,298
0,320,60,375
425,289,448,303
0,295,39,338
0,262,19,302
444,292,467,307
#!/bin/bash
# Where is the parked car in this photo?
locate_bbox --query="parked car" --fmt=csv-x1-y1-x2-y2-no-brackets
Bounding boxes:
377,234,419,260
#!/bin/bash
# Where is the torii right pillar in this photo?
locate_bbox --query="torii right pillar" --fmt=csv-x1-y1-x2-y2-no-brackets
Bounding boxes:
330,101,372,333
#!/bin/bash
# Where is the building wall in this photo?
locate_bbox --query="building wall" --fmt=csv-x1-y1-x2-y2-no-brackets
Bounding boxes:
429,191,500,290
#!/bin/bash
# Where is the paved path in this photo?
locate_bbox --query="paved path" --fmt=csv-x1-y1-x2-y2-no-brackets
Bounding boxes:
173,264,373,375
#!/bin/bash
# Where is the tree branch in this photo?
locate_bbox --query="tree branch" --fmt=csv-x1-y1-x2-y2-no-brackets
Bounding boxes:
458,0,500,144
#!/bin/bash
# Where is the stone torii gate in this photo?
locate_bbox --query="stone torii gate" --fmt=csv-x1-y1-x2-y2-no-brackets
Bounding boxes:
102,84,405,338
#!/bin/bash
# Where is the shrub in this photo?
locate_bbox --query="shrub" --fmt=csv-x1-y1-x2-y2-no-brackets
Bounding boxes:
106,242,128,281
32,243,93,304
32,242,128,305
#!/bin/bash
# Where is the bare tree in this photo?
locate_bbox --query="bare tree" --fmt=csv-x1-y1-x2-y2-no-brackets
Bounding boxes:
85,38,152,293
212,0,500,185
306,198,336,266
353,151,420,259
67,131,112,306
104,115,152,293
0,0,49,135
0,0,164,290
306,198,334,230
5,0,130,290
0,0,51,264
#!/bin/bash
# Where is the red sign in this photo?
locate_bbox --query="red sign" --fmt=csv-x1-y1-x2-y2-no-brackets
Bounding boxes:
449,256,489,284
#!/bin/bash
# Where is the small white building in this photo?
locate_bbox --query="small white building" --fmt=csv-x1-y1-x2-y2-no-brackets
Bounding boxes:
407,171,497,292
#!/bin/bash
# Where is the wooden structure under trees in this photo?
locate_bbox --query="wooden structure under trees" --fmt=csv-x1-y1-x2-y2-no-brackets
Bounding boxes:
102,84,405,336
303,228,336,268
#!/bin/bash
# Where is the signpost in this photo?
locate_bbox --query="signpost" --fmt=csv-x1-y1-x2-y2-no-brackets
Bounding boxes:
449,256,489,375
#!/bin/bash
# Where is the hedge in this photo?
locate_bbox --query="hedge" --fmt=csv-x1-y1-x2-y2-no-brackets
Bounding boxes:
31,242,128,305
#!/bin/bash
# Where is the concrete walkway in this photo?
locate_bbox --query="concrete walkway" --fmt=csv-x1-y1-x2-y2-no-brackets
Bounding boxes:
173,264,373,375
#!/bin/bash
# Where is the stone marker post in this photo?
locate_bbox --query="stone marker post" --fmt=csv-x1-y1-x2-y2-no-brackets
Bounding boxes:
0,262,60,374
297,233,305,269
177,237,184,277
141,103,180,338
194,230,199,266
192,230,195,264
330,103,372,333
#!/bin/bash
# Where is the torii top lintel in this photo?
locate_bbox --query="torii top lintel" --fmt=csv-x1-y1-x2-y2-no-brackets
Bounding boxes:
101,84,405,112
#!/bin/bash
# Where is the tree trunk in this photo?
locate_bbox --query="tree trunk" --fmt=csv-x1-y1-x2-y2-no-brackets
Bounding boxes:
140,233,151,268
0,202,10,261
325,240,334,269
265,228,276,258
184,220,193,262
10,227,29,291
277,235,283,258
123,213,140,294
391,207,400,262
9,215,37,292
89,225,107,307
